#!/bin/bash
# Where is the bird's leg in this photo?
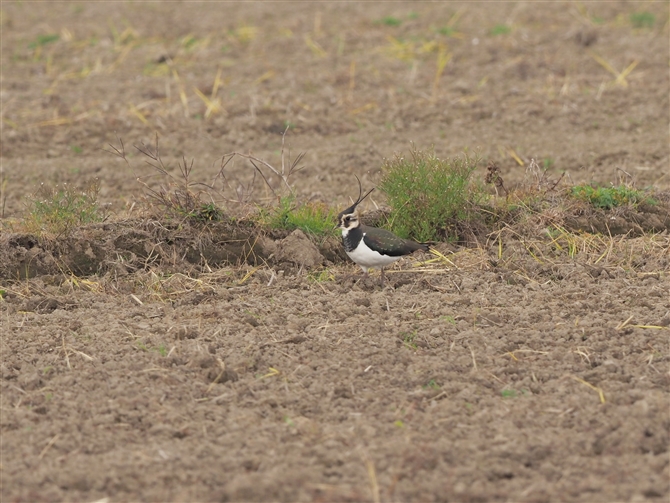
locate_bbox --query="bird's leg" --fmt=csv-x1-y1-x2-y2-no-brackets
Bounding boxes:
380,268,385,287
349,267,368,285
340,266,367,284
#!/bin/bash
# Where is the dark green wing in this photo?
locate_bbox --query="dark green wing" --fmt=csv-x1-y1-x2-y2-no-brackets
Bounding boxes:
361,225,429,257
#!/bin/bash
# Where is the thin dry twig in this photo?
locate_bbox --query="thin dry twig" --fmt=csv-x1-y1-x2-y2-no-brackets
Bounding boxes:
226,126,306,198
567,375,606,404
39,434,59,460
107,128,305,210
364,458,381,503
616,315,634,330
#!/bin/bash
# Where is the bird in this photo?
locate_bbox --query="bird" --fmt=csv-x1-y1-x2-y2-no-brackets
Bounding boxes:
337,180,430,285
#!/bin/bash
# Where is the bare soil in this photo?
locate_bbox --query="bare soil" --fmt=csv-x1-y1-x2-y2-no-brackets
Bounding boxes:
2,2,669,502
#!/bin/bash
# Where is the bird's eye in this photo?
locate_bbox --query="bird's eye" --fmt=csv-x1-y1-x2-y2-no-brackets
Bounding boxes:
344,216,351,222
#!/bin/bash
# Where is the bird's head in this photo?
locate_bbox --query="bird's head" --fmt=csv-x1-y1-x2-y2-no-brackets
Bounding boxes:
338,211,361,231
337,177,374,232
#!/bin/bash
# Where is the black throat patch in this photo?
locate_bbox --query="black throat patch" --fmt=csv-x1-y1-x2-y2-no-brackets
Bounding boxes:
342,226,363,253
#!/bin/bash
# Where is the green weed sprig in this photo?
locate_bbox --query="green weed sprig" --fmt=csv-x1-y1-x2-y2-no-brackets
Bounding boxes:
378,145,483,242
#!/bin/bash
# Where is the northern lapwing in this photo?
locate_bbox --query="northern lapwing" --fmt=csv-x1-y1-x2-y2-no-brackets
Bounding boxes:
337,181,430,285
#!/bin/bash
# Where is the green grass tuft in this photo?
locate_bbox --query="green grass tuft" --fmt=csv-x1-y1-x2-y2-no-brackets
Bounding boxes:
25,180,102,236
438,26,456,36
307,269,335,283
378,16,402,26
570,184,655,210
489,24,512,36
630,11,655,28
188,202,224,222
262,196,337,237
378,146,483,242
28,34,60,49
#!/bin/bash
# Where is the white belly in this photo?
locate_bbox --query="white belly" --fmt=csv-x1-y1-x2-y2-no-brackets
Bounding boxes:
346,245,401,272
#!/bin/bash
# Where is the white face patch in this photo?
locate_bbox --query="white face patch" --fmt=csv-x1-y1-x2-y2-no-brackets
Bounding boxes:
339,213,359,231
